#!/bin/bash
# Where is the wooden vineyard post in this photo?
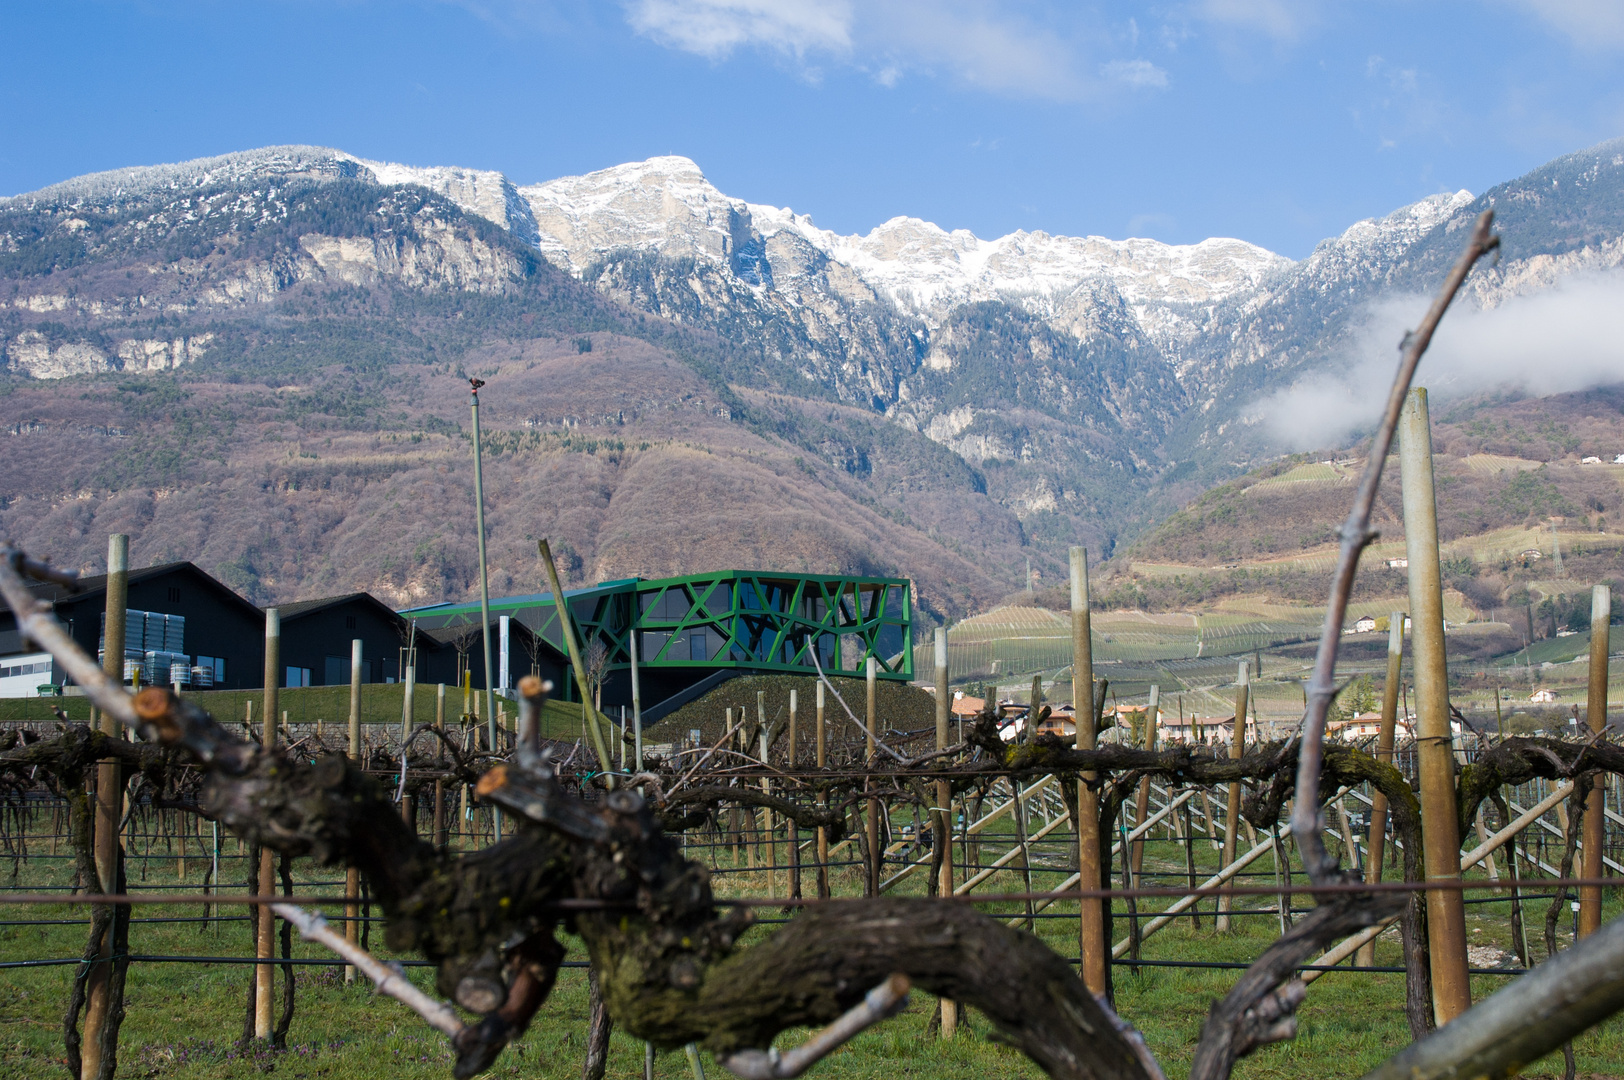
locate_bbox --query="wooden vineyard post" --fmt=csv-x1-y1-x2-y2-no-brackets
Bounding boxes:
256,608,280,1040
865,656,880,897
1357,612,1405,966
631,630,644,772
82,533,127,1080
401,664,416,829
816,681,829,899
434,683,448,850
757,691,776,893
934,627,957,1036
1217,662,1248,933
345,638,362,984
1580,585,1611,937
1071,547,1108,996
1399,387,1472,1024
788,688,801,899
1131,686,1159,880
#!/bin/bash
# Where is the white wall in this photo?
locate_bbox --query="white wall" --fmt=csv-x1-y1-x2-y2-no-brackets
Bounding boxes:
0,652,55,698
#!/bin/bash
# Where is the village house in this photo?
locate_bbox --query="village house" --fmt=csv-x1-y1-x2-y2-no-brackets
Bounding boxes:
1326,711,1417,741
1530,688,1558,703
1156,714,1258,745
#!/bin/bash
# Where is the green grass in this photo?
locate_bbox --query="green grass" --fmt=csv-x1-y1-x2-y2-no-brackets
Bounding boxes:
0,684,585,741
1492,630,1594,668
5,806,1623,1079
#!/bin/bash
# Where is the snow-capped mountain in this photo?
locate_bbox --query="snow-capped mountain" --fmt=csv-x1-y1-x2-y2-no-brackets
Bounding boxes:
6,138,1624,564
519,155,1287,323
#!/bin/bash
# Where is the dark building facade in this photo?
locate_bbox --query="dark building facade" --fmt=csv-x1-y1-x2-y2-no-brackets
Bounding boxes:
2,563,452,695
3,562,266,691
274,593,445,688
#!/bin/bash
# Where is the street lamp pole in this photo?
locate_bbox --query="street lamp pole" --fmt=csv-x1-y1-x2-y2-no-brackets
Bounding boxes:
470,378,500,837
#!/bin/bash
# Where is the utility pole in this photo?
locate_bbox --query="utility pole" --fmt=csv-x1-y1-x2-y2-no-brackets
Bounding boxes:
469,378,500,836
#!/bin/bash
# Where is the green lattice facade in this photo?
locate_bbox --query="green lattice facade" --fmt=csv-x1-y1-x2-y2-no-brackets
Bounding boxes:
402,572,912,712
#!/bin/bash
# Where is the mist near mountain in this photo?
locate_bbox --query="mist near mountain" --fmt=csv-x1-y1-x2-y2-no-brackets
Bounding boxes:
1257,269,1624,450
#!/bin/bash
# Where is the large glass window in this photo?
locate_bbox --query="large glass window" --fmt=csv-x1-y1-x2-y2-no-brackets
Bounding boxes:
877,623,904,664
640,587,691,622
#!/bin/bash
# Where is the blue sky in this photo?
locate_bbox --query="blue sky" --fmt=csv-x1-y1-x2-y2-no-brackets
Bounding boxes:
2,1,1621,258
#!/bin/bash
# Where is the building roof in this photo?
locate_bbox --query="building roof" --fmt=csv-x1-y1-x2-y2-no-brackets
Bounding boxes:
25,560,263,619
273,592,404,624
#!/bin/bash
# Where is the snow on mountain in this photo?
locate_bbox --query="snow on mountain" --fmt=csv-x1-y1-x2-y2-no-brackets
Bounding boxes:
0,145,363,206
350,156,541,246
518,155,1291,330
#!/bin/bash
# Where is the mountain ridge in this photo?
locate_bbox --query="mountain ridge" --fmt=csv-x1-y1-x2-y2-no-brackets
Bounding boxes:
4,139,1622,615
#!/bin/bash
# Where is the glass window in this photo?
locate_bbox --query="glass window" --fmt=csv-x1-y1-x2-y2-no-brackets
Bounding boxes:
877,623,904,664
689,629,709,661
285,666,312,688
816,633,836,668
641,630,672,660
642,587,690,622
862,586,882,618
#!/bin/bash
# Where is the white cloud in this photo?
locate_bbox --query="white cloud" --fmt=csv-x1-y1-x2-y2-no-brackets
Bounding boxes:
1102,58,1169,89
1356,55,1451,149
625,0,853,58
1506,0,1624,49
622,0,1164,101
1193,0,1324,43
1256,271,1624,449
864,2,1088,98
